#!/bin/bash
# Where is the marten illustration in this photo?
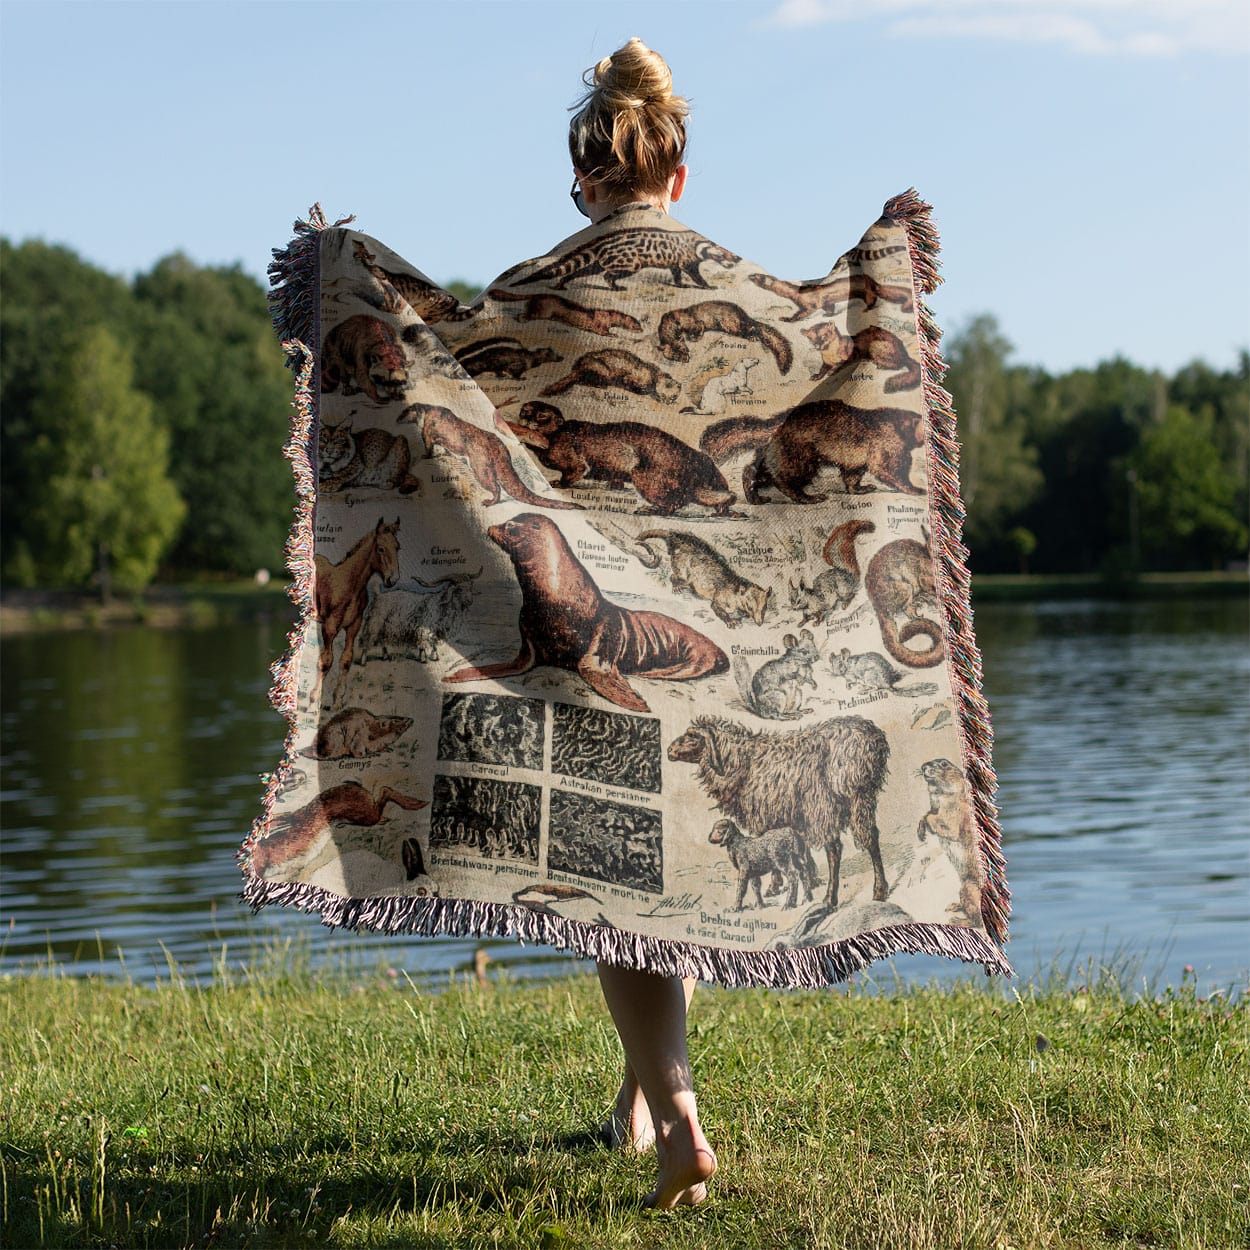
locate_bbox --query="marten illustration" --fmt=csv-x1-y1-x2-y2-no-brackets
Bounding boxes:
519,228,739,291
656,301,793,374
801,321,921,392
916,758,982,923
453,337,562,379
507,401,737,515
250,781,427,877
864,534,944,668
483,289,643,336
540,349,680,405
789,519,875,624
636,529,770,627
749,271,913,320
318,416,421,495
351,240,463,323
701,401,925,503
398,402,580,510
300,707,413,759
321,316,408,404
444,512,729,713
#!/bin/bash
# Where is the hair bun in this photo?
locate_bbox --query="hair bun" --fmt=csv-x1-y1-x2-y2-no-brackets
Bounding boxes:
594,36,673,110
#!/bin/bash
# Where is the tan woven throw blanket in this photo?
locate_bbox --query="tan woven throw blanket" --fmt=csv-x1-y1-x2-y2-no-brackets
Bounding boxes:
239,191,1012,986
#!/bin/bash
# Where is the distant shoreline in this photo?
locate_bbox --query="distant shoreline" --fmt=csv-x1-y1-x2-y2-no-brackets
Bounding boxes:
1,570,1245,635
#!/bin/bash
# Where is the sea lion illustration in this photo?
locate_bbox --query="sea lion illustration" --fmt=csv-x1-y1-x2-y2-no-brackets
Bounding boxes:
507,401,737,515
656,301,793,374
540,349,680,405
398,402,581,510
443,512,729,712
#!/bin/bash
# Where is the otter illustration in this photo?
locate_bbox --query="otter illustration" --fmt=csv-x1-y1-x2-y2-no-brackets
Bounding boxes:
701,401,925,503
484,289,643,336
749,271,913,320
540,349,680,405
453,337,562,380
508,401,738,516
444,512,729,713
320,316,408,404
351,240,463,323
300,707,413,760
398,402,580,510
801,321,921,392
636,529,770,627
917,758,982,924
519,227,739,291
864,534,944,668
656,301,792,374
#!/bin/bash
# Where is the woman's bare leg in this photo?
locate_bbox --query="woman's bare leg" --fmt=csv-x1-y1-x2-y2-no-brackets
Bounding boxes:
602,977,696,1152
596,964,716,1208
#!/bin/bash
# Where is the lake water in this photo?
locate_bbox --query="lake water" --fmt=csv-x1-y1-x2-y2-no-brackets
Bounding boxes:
2,597,1246,993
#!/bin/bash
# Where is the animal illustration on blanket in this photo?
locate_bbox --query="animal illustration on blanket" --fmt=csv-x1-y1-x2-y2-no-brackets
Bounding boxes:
656,301,793,374
318,416,422,495
444,512,729,713
702,401,926,503
635,529,770,626
398,402,581,510
320,316,409,404
507,401,739,516
243,192,1010,989
311,517,401,708
668,714,890,909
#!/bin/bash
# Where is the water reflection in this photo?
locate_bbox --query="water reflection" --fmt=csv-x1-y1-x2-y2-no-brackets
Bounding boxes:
2,597,1246,990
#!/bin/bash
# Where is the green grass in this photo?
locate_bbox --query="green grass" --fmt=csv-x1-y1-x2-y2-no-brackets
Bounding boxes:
1,963,1246,1249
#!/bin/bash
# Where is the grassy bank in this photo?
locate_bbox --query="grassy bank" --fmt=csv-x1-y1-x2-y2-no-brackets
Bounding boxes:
2,967,1245,1249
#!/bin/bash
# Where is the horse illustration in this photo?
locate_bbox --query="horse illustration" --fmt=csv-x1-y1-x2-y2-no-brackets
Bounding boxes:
311,517,401,707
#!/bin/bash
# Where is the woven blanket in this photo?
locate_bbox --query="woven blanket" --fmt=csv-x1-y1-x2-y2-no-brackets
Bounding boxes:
239,191,1011,986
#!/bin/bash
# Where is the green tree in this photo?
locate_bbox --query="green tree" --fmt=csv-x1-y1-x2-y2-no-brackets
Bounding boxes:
942,315,1043,564
131,256,293,574
26,326,185,596
1129,405,1246,570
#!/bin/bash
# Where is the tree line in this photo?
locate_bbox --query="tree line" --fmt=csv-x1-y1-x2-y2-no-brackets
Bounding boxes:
1,239,1245,593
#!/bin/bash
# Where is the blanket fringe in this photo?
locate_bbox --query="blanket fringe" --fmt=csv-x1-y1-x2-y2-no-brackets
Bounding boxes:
883,189,1010,947
240,872,1013,987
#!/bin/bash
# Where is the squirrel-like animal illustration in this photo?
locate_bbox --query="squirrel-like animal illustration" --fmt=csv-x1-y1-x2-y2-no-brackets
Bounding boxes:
801,321,921,392
398,402,580,510
453,337,562,380
916,758,982,924
507,401,738,516
318,416,421,495
701,401,924,503
320,316,409,405
656,301,792,374
519,227,739,291
300,707,413,760
790,519,875,625
864,533,944,668
539,349,680,405
732,629,821,720
636,529,770,627
831,648,938,697
352,239,464,323
481,289,643,336
748,270,913,320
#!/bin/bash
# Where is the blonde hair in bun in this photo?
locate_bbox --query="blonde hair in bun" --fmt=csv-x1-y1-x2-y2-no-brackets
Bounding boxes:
568,37,689,196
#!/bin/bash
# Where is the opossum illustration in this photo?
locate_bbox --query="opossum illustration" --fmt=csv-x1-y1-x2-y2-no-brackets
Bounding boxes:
636,529,770,627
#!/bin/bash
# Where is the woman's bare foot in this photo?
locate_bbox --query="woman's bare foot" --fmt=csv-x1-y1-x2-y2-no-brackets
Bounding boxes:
645,1116,717,1209
602,1075,656,1151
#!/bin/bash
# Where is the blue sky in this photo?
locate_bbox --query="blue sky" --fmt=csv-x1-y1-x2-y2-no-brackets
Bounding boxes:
2,0,1246,374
